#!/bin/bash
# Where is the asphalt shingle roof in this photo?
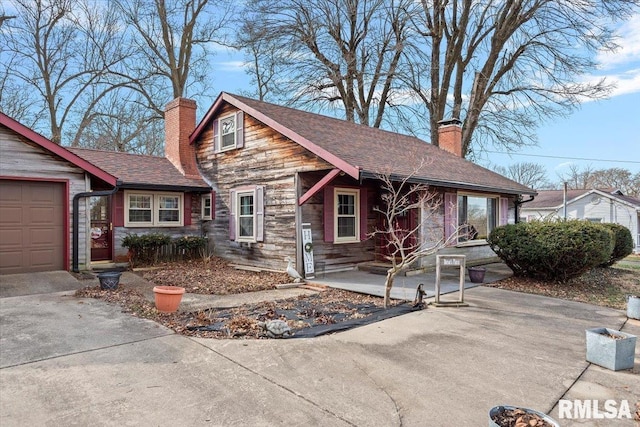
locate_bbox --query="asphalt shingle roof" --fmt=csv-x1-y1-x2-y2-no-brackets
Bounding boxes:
209,93,535,195
523,189,640,209
68,147,210,191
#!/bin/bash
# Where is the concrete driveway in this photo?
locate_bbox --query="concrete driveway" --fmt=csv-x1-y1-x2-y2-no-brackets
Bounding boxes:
1,272,638,426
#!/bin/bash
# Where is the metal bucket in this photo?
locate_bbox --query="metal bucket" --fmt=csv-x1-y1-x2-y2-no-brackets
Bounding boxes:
489,405,559,427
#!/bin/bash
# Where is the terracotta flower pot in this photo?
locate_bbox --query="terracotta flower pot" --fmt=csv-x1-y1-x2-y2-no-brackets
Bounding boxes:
153,286,185,313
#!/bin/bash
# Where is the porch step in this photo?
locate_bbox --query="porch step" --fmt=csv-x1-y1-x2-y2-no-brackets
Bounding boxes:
357,262,422,277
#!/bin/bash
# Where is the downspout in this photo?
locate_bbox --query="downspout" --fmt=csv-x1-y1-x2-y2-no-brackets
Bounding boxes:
514,194,535,223
72,181,122,272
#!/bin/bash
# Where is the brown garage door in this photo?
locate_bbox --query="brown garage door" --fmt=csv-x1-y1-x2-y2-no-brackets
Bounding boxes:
0,180,65,274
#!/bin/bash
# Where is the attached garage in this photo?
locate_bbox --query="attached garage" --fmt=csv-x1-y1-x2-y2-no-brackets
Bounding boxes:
0,180,67,274
1,112,118,274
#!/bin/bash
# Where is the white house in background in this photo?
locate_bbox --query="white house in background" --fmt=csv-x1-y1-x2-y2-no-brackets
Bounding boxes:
520,188,640,253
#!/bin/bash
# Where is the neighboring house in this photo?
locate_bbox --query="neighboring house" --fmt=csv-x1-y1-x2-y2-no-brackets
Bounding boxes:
0,102,211,274
520,188,640,253
1,112,117,274
179,92,536,274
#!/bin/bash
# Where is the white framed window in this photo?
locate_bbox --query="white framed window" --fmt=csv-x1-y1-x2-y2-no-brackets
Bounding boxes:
202,194,212,220
585,217,603,223
457,194,497,242
229,186,264,243
237,191,255,241
125,191,183,227
334,188,360,243
219,114,237,151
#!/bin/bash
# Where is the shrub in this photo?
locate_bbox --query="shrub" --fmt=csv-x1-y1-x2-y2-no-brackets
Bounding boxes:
121,233,172,266
487,220,614,281
598,223,634,266
174,236,208,260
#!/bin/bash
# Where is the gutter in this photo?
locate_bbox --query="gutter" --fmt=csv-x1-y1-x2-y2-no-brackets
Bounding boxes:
514,195,536,223
72,181,122,272
359,171,536,196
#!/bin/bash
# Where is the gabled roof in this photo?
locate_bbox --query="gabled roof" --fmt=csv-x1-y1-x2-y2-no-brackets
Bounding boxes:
0,112,118,186
522,188,640,210
191,92,536,196
68,148,210,192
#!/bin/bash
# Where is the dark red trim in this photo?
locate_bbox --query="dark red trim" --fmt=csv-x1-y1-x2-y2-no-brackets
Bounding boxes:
0,176,70,271
298,168,341,206
1,112,118,186
190,93,361,179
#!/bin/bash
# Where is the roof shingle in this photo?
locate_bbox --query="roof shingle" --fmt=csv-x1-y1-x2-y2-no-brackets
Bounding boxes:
68,147,210,191
197,93,535,195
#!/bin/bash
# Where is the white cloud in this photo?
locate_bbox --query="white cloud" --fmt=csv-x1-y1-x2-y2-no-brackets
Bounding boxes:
554,162,573,172
215,61,247,72
596,13,640,70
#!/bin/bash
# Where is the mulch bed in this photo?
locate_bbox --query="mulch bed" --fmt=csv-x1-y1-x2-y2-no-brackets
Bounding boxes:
74,284,406,339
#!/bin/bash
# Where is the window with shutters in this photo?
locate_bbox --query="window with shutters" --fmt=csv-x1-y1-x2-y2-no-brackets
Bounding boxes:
229,186,264,243
124,191,183,227
334,188,360,243
457,194,498,242
237,191,255,241
219,114,236,150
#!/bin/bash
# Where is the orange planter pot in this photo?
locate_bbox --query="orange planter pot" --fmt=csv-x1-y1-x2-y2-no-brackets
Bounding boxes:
153,286,185,313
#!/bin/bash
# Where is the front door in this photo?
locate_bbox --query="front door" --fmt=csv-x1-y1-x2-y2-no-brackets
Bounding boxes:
376,208,417,261
90,196,112,261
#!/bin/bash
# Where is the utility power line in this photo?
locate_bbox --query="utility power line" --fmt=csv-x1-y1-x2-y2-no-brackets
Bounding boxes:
485,151,640,164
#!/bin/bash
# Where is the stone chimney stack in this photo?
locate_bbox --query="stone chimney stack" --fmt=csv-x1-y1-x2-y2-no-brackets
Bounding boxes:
164,98,199,179
438,118,463,157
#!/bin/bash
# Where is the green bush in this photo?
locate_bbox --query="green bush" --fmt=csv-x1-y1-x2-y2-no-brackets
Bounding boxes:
121,233,172,266
174,236,208,259
598,223,633,266
487,220,614,281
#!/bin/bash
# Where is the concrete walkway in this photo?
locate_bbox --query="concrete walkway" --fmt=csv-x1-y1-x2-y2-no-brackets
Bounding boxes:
310,262,513,301
1,271,638,426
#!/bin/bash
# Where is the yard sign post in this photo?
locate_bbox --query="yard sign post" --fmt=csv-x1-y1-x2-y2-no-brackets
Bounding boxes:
301,223,315,279
433,255,468,307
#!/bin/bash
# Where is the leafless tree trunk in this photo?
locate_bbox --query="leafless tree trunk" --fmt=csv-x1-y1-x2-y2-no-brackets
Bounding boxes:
407,0,637,157
371,160,463,308
238,0,412,127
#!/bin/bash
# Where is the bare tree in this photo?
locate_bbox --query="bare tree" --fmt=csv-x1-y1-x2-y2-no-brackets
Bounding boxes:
493,162,551,190
371,162,461,308
238,0,413,127
558,165,640,197
0,0,128,144
407,0,639,157
115,0,230,116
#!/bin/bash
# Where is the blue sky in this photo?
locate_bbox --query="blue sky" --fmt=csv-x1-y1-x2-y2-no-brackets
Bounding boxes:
209,12,640,180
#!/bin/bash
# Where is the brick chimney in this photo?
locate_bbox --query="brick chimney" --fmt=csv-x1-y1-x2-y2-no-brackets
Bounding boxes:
438,118,463,157
164,98,200,179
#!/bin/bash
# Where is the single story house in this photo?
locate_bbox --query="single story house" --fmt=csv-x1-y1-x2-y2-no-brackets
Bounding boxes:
182,92,536,274
520,188,640,253
0,102,211,274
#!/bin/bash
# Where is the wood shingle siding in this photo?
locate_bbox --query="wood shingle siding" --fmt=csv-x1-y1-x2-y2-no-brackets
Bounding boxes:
195,105,375,271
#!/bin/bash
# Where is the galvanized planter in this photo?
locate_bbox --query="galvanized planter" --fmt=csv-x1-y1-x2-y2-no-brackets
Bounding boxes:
585,327,637,371
96,271,122,290
488,405,559,427
627,295,640,320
